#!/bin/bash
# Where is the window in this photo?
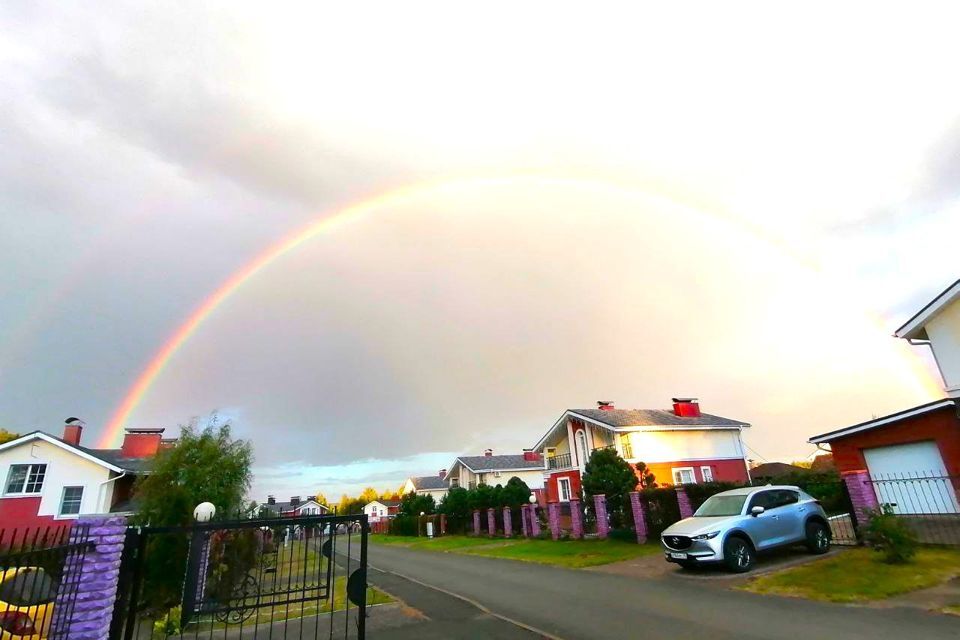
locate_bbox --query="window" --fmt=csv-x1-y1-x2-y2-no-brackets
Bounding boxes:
619,434,633,459
494,471,502,478
575,430,589,467
5,464,47,495
671,467,696,485
700,466,714,483
557,477,572,502
450,477,460,488
748,491,774,511
59,487,83,516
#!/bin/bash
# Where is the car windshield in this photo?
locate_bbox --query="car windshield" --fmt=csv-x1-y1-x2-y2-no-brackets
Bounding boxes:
694,494,748,517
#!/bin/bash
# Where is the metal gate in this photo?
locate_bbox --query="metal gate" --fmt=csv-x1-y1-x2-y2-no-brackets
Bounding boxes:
110,513,368,639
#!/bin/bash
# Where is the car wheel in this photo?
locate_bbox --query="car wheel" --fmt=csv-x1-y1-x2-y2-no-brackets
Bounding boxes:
723,536,754,573
805,521,830,554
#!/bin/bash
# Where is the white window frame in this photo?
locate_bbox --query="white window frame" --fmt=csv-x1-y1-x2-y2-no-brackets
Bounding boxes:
59,486,84,517
575,430,589,467
700,466,714,483
557,477,572,502
494,471,502,478
5,463,48,495
672,467,696,485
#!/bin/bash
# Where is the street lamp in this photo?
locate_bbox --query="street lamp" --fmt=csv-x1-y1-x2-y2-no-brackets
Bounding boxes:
419,511,425,537
528,494,537,505
194,502,216,523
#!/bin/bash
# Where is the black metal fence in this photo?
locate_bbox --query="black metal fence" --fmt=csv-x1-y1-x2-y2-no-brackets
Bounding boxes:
868,471,960,545
110,513,369,639
0,524,91,639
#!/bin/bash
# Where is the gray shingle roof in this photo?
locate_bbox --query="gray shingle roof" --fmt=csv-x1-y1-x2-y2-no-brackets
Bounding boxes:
457,455,543,472
410,475,448,490
78,446,157,473
259,499,328,514
571,409,748,428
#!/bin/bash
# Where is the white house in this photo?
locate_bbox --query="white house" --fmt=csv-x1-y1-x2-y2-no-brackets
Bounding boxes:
895,277,960,399
0,419,169,529
363,500,399,522
400,470,449,501
445,450,545,493
258,495,329,517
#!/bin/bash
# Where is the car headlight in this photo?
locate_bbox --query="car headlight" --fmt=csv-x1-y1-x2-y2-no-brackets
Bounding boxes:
691,531,720,541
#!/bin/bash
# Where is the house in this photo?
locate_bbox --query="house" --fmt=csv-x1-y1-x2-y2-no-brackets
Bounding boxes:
895,277,960,399
363,499,399,522
445,450,545,494
749,462,806,483
0,418,170,528
532,398,751,503
258,495,329,517
400,470,449,501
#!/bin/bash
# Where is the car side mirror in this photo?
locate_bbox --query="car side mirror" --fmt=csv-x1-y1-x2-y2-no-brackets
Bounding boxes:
750,506,765,516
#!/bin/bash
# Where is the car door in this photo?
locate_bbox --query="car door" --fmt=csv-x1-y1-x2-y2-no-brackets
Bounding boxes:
742,491,781,549
769,490,805,544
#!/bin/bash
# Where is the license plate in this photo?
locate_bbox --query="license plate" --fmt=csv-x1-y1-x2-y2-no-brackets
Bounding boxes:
669,552,687,560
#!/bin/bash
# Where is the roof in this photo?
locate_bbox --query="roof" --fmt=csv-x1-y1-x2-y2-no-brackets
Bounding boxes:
259,499,328,514
77,446,157,473
750,462,805,478
0,431,157,474
809,398,957,444
409,475,448,491
366,499,400,507
454,454,544,473
895,278,960,340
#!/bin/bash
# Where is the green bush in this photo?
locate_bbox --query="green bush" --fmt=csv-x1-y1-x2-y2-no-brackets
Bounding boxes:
683,482,744,511
152,606,182,638
608,528,636,542
388,515,420,536
641,487,681,538
863,505,917,564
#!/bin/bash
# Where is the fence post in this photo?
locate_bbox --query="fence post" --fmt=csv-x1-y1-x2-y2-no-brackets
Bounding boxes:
530,503,541,537
842,469,879,527
51,515,127,640
676,487,694,519
594,494,609,539
570,498,584,539
440,514,447,535
487,508,496,537
548,502,561,540
630,491,649,544
503,507,513,538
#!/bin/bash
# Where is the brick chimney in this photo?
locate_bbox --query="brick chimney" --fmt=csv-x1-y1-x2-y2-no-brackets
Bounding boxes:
597,401,615,411
439,469,447,479
672,397,701,418
62,417,85,446
290,496,300,507
120,427,165,458
267,495,276,505
484,448,493,457
523,448,542,462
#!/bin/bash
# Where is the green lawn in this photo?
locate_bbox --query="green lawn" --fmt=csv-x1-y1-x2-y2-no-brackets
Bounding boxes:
743,547,960,603
370,534,506,551
460,538,661,568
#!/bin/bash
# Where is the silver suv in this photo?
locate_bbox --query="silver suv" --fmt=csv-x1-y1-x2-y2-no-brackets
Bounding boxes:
661,485,831,572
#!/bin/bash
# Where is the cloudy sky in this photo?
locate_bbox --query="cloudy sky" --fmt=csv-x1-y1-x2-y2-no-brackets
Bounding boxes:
2,2,960,499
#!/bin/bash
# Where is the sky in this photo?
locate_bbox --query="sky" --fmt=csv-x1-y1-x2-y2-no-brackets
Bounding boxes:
2,2,960,500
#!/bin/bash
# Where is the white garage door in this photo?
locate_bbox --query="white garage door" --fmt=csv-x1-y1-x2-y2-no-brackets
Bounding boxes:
863,441,959,514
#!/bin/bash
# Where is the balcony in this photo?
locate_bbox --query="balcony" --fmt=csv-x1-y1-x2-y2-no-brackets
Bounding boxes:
547,452,573,470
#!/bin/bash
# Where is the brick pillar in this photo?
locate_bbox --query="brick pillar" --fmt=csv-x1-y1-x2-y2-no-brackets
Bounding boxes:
503,507,513,538
51,515,127,640
594,494,609,539
520,505,529,537
440,514,447,535
676,487,694,519
548,502,561,540
530,504,541,537
487,508,496,537
570,498,584,539
472,509,481,535
843,469,879,526
630,491,649,544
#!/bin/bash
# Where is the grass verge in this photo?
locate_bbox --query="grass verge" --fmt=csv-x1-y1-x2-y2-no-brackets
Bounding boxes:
460,538,661,568
742,546,960,603
370,535,506,551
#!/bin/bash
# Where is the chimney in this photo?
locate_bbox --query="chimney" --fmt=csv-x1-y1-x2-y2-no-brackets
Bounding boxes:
672,397,701,418
439,469,447,479
62,417,85,446
523,448,542,462
597,401,615,411
267,495,276,505
484,448,493,457
290,496,300,506
120,427,165,458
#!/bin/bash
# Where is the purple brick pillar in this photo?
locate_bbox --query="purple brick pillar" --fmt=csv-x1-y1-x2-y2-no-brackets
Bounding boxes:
472,509,481,535
630,491,649,544
520,505,529,537
548,502,561,540
570,498,584,539
530,504,541,537
487,508,496,537
50,515,127,640
440,514,447,535
676,487,694,519
843,469,879,527
503,507,513,537
594,494,609,539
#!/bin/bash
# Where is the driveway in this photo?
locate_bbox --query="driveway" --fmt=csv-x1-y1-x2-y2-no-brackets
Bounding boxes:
361,545,960,639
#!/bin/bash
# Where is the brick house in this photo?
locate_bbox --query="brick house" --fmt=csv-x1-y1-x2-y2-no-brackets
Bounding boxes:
532,398,751,503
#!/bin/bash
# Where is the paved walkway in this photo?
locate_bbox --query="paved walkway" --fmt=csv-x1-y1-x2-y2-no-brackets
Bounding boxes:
362,544,960,639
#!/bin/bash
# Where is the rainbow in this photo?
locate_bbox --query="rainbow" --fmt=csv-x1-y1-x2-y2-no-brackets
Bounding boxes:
96,174,943,447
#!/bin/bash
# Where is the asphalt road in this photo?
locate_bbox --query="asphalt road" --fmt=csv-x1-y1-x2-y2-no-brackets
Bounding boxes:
362,545,959,640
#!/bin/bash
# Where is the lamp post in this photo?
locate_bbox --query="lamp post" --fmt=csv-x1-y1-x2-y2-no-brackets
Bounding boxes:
419,511,425,537
194,501,216,522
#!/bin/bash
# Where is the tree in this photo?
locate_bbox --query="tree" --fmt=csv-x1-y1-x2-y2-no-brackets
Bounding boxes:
359,487,380,503
0,430,19,445
313,492,329,508
581,448,638,527
438,487,470,533
501,476,532,508
634,462,657,489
